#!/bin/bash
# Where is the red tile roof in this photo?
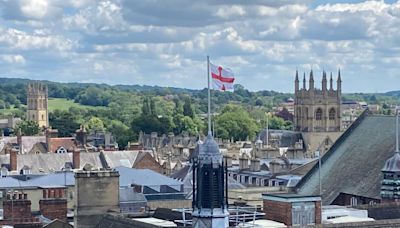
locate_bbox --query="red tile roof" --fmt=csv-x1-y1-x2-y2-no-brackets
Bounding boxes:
49,138,77,153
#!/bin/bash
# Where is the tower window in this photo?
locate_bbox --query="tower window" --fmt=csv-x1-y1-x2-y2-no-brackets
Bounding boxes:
329,108,336,120
32,114,35,119
42,114,44,120
315,108,323,120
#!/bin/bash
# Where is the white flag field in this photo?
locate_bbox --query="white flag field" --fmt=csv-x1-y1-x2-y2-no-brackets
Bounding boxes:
209,62,235,91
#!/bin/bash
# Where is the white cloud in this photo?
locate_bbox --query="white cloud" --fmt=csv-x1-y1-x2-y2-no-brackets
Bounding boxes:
1,54,26,64
0,0,399,92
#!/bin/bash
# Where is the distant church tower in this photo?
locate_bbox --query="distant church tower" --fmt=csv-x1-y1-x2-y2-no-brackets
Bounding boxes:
192,133,229,228
294,69,342,132
27,82,49,128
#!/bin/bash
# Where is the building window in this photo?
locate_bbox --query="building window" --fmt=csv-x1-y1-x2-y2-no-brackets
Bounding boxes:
315,108,323,120
32,114,35,119
42,114,44,120
350,197,358,206
329,108,336,120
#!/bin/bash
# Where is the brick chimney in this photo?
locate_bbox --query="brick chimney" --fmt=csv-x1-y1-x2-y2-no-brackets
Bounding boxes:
3,192,32,220
75,125,87,146
16,128,22,153
39,188,67,221
73,148,80,169
9,148,17,171
45,128,58,152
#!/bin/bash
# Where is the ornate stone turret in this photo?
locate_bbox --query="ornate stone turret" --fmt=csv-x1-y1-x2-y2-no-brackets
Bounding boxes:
192,133,228,228
309,70,314,91
322,70,327,92
330,72,333,90
303,73,306,90
294,69,342,132
337,69,342,95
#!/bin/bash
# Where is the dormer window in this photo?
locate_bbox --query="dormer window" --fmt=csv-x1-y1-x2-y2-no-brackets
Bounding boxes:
56,147,67,154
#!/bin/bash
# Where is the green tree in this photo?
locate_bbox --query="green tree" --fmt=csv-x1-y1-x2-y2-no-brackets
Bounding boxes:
107,120,134,149
49,110,80,137
215,104,258,141
183,97,195,118
15,120,40,136
85,117,105,132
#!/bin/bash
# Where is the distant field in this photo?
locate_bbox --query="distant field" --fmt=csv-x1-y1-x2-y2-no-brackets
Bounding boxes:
48,98,105,111
0,106,20,116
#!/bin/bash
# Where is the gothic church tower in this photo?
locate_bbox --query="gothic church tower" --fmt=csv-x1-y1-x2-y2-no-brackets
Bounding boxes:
27,82,49,128
294,69,342,132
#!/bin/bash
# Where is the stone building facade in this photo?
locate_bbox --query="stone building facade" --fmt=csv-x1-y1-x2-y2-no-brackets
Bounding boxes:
27,82,49,128
294,70,341,133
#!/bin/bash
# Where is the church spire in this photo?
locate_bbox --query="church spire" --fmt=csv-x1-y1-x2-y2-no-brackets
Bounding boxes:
337,68,342,93
322,70,327,91
303,72,306,90
309,70,314,91
295,69,299,92
330,72,333,90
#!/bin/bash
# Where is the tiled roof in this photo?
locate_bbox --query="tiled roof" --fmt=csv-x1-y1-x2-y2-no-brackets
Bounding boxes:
296,111,397,204
49,137,76,152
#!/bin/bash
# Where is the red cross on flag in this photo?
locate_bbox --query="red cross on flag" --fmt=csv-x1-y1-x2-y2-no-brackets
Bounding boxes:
210,62,235,91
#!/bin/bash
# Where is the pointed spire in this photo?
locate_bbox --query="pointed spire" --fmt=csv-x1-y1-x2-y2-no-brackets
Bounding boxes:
309,69,314,81
295,69,299,92
303,72,306,90
309,70,314,90
337,68,342,93
295,69,299,82
322,70,327,91
330,72,333,90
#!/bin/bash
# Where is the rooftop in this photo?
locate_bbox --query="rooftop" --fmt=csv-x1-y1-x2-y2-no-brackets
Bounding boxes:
296,111,398,204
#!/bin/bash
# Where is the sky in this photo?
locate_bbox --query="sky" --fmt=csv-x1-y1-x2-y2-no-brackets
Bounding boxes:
0,0,399,93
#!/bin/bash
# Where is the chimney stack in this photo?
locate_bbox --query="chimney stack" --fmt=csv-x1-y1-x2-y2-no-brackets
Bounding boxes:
45,128,58,153
9,148,17,171
73,148,81,169
3,192,32,220
16,128,22,154
249,159,261,172
40,188,67,221
239,156,249,170
76,125,87,146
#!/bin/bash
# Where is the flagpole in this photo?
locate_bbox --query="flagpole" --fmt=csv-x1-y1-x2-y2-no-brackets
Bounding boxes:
207,55,212,136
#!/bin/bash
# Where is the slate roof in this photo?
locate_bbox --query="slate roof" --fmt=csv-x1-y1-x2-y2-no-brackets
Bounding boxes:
0,136,46,154
0,172,74,189
101,151,141,168
296,111,397,204
115,166,182,187
119,187,147,203
0,152,103,174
